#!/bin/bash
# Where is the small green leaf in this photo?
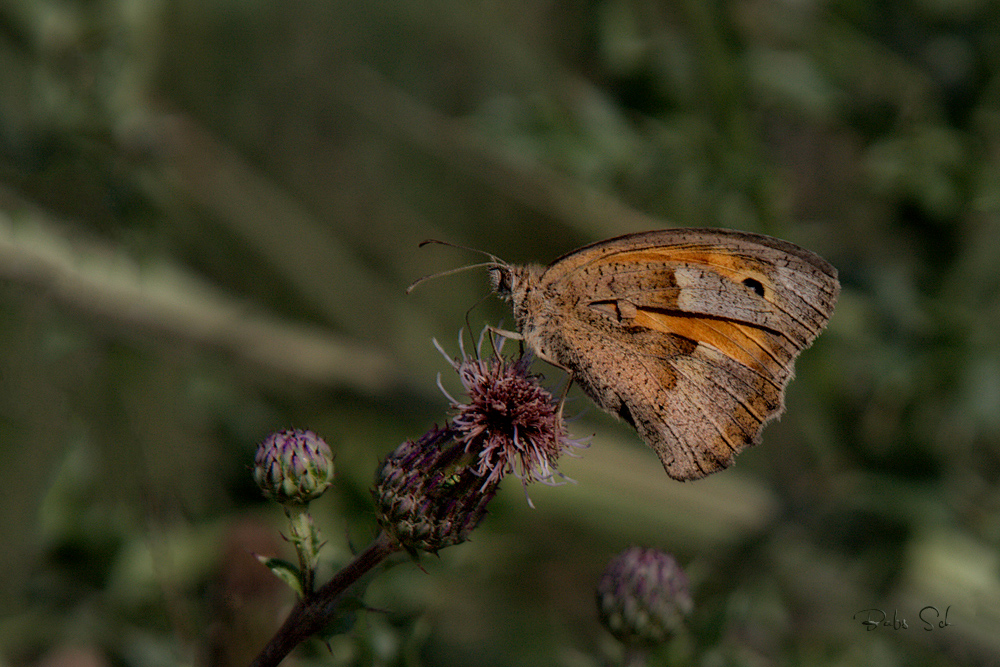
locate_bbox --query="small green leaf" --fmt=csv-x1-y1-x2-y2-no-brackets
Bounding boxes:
254,553,305,597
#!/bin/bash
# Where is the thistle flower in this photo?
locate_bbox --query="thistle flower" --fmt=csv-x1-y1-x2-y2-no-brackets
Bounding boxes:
254,429,335,506
596,547,693,645
437,331,584,494
373,330,582,553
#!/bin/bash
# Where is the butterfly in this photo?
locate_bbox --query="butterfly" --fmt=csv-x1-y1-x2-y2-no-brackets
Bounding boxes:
487,228,839,481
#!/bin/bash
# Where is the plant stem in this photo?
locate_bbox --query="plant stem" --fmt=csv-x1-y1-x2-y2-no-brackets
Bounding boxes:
249,531,400,667
285,505,319,594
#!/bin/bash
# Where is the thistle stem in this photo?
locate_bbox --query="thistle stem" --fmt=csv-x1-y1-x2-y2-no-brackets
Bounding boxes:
249,531,400,667
284,505,319,594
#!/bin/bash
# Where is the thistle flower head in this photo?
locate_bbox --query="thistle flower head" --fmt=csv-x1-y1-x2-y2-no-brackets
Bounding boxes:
373,425,498,554
254,429,335,506
596,547,693,645
438,330,584,494
373,330,583,553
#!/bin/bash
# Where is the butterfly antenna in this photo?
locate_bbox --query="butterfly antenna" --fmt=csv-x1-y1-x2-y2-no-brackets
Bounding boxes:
406,261,497,294
406,239,506,294
417,238,500,261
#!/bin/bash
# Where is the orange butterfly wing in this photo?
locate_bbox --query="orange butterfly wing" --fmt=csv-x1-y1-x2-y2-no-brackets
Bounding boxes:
523,228,839,481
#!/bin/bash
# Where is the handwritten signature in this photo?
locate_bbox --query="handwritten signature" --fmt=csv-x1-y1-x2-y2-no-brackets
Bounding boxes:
853,606,953,631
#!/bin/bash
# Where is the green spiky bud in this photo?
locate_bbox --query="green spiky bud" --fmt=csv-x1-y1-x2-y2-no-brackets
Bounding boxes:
254,429,335,506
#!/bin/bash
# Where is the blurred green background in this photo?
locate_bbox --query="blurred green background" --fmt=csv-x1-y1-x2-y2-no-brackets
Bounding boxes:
2,0,1000,665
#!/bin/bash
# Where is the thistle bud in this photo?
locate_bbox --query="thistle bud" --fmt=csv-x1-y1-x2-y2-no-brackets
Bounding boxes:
254,429,335,505
373,425,498,554
596,547,692,645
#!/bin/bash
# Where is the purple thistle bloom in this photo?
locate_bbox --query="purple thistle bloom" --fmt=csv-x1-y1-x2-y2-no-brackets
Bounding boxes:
373,330,584,553
438,331,585,495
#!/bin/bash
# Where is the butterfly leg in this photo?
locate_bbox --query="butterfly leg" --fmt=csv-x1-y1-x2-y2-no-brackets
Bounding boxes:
487,325,523,341
554,374,575,426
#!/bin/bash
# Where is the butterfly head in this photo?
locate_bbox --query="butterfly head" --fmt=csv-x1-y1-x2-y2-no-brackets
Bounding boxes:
488,263,517,300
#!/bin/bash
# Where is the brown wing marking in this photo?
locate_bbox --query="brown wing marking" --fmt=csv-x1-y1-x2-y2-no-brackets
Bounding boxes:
564,315,784,479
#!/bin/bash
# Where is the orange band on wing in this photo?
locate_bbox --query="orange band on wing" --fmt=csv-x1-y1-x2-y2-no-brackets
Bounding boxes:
634,309,784,377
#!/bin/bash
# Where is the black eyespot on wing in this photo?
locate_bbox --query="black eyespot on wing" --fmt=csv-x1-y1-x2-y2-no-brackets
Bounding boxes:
742,277,765,297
